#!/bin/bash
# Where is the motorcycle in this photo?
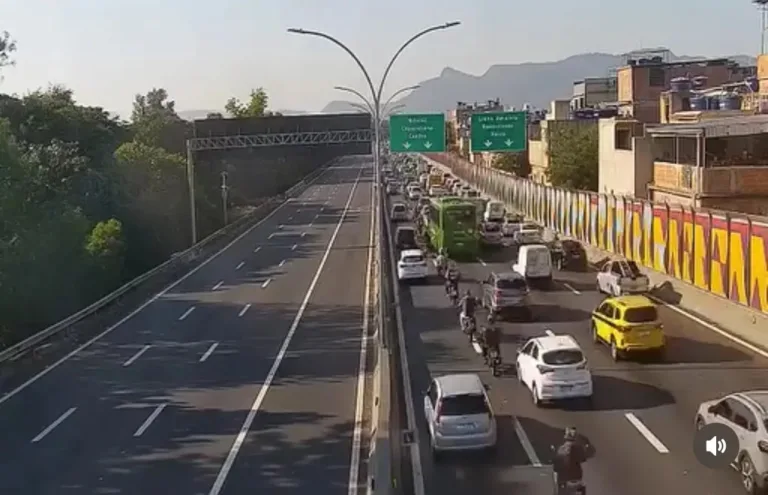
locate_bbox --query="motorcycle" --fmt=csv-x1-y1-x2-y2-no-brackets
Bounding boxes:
470,334,502,377
460,315,476,340
447,285,459,306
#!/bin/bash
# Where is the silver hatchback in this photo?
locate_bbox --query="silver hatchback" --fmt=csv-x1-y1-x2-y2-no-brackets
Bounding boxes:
423,373,497,459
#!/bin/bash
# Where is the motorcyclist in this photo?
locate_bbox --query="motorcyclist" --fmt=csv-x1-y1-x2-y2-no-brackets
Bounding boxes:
478,326,501,363
435,249,448,273
459,289,478,329
553,427,588,492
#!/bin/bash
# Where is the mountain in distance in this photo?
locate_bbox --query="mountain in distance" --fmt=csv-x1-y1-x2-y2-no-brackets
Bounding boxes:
177,109,307,121
321,50,757,114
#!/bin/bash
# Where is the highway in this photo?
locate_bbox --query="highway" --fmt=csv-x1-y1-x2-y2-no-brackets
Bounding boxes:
386,190,768,495
0,156,375,495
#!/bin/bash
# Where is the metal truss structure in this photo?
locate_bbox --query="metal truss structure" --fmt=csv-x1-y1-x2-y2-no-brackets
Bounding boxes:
188,129,373,151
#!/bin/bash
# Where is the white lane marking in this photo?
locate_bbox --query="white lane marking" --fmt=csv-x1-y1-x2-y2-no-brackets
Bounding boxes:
301,232,307,237
477,257,487,266
297,209,301,213
315,213,320,219
238,304,251,317
647,293,768,359
561,282,581,295
235,261,245,270
209,163,364,495
178,306,196,321
545,329,555,336
625,412,669,453
133,404,167,437
0,162,337,408
268,233,275,239
212,281,224,291
348,167,374,495
309,222,314,227
278,224,284,229
31,407,77,443
288,216,293,221
292,244,297,251
200,343,219,362
254,246,261,253
279,260,286,267
261,278,272,288
513,416,542,466
123,345,151,367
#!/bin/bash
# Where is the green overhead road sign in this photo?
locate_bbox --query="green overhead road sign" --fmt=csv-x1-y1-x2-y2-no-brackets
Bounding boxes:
470,111,527,152
389,113,446,153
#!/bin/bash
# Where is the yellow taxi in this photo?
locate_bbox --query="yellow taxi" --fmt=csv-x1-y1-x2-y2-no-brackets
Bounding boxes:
590,295,665,361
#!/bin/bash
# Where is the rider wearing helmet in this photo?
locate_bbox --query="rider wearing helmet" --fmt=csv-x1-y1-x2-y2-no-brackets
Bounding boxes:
478,325,501,362
459,289,477,321
553,427,588,490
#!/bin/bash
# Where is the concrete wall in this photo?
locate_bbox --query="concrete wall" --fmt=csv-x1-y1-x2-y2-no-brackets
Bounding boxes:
426,151,768,316
598,119,652,198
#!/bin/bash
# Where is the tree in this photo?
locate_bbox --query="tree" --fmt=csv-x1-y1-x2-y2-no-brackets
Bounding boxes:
492,152,530,178
546,123,599,191
206,112,224,119
0,30,16,72
225,87,270,118
131,88,189,153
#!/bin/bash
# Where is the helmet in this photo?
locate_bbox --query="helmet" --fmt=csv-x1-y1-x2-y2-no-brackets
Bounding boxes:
564,427,577,440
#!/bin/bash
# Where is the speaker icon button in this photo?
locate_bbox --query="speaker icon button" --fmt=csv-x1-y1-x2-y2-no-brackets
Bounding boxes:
694,422,739,468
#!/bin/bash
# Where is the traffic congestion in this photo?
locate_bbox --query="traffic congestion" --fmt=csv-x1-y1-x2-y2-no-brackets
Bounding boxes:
382,153,768,495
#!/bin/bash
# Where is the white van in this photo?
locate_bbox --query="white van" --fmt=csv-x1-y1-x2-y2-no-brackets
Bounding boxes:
512,244,553,287
484,201,505,222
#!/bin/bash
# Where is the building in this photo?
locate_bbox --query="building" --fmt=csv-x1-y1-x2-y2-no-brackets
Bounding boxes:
447,99,506,165
647,114,768,215
616,50,747,124
572,77,618,110
598,118,652,198
528,115,597,185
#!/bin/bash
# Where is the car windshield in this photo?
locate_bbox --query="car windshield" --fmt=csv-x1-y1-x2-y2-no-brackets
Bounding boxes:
542,349,584,365
440,393,488,416
402,255,424,263
496,278,527,290
393,205,405,212
467,191,479,197
623,306,658,323
625,260,642,277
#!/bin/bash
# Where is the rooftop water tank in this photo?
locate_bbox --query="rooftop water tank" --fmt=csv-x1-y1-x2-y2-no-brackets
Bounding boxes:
690,96,708,111
691,76,708,90
670,77,692,92
718,93,742,110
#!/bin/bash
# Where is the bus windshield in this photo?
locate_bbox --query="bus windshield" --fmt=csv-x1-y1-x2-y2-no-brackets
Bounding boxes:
445,207,475,223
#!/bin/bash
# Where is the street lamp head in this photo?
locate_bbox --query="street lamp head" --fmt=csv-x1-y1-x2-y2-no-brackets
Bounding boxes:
287,28,305,34
444,21,461,28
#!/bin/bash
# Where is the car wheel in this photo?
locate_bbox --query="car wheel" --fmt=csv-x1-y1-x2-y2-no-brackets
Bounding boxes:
532,383,542,407
591,322,599,344
740,454,758,494
610,339,621,361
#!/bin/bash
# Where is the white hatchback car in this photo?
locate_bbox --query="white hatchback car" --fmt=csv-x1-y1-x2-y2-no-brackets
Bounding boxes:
695,391,768,494
423,373,497,459
397,249,428,282
515,334,593,407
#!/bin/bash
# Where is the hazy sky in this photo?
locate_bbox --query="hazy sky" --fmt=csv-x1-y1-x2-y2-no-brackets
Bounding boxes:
0,0,763,117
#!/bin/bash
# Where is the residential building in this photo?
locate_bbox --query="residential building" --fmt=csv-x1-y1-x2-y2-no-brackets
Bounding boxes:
598,118,652,198
528,118,597,185
572,77,618,110
647,114,768,215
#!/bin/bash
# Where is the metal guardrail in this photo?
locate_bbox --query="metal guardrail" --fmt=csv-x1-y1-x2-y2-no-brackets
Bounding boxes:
0,163,331,365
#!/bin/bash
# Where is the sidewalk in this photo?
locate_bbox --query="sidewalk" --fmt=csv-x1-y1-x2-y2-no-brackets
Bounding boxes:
423,154,768,357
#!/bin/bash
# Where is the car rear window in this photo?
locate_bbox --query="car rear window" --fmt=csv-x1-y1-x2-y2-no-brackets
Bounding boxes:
440,394,489,416
402,255,424,263
625,260,642,277
623,306,658,323
393,205,405,211
496,278,527,290
542,349,584,365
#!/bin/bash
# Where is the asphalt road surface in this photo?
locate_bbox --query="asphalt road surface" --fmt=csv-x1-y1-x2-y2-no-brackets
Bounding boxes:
387,191,768,495
0,156,375,495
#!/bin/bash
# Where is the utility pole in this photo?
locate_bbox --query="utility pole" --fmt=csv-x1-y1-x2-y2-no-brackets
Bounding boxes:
220,171,229,225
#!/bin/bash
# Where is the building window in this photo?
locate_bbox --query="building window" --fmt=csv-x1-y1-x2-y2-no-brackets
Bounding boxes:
648,68,665,87
615,129,632,150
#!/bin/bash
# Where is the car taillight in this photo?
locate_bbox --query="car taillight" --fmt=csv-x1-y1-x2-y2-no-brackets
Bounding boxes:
759,440,768,453
537,365,554,374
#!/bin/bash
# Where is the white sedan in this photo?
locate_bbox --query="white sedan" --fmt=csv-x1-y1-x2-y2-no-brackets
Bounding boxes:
397,249,428,282
596,259,649,296
515,334,593,406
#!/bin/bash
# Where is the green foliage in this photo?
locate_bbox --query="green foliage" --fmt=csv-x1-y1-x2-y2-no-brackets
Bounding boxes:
225,87,276,118
492,152,530,178
85,218,124,259
0,31,16,71
545,123,599,191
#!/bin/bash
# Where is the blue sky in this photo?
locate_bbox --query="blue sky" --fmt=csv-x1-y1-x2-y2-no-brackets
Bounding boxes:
0,0,763,117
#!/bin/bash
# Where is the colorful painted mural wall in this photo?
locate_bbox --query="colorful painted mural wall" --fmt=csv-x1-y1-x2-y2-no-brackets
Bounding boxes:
426,153,768,315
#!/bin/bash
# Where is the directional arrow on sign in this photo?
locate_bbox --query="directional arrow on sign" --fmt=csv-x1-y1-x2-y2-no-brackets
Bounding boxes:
403,142,411,149
505,139,513,146
424,141,432,149
484,140,492,148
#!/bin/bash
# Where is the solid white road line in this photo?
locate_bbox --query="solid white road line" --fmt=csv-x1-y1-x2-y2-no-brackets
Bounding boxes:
238,304,251,317
477,257,487,266
31,407,77,443
236,261,245,270
513,416,542,466
254,246,261,253
134,404,167,437
279,260,286,267
261,278,271,288
561,282,581,295
625,412,669,453
178,306,196,321
208,163,364,495
348,166,374,495
200,342,219,362
123,345,151,367
0,160,338,408
212,281,224,291
292,244,297,251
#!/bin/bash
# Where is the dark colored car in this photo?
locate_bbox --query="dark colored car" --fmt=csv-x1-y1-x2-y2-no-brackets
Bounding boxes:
395,226,418,251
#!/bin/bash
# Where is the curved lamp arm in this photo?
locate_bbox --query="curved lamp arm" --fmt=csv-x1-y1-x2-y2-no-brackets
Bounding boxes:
334,86,375,114
382,85,420,113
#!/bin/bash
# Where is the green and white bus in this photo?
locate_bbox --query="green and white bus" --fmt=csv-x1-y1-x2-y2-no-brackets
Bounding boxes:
425,197,480,259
